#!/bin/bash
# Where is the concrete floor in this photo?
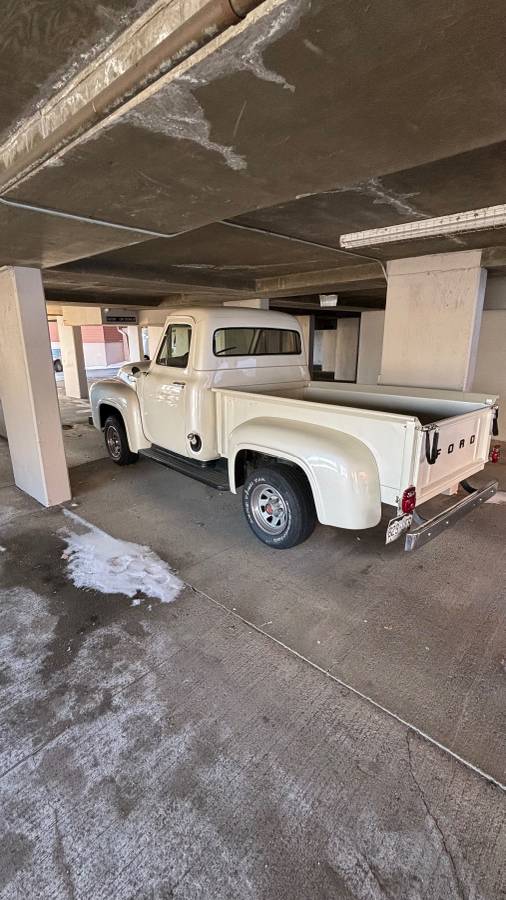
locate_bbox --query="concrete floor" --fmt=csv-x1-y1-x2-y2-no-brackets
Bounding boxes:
0,394,505,899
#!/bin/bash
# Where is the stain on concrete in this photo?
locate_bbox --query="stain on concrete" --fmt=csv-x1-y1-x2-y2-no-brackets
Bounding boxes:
126,82,248,171
0,831,33,894
1,445,505,897
123,0,306,171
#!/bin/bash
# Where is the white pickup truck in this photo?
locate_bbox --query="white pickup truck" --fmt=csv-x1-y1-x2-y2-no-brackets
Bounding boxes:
90,307,499,550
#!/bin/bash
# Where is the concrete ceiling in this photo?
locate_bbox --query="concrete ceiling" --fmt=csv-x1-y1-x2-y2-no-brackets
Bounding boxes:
2,0,506,308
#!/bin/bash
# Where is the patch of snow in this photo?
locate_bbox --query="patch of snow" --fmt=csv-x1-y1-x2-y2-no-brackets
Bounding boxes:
61,510,183,605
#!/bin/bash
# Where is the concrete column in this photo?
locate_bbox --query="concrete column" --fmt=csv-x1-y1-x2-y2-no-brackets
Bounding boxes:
0,267,71,506
127,325,144,362
147,326,163,359
295,315,313,368
379,251,486,390
321,329,337,373
56,317,88,399
334,318,360,381
357,311,385,384
473,309,506,441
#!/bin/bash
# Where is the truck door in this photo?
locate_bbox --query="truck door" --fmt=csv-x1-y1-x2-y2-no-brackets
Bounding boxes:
140,321,192,455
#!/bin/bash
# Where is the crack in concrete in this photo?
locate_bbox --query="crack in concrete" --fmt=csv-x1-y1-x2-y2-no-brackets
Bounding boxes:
405,730,468,900
364,177,426,219
190,583,506,793
52,808,76,900
310,177,469,247
321,178,425,219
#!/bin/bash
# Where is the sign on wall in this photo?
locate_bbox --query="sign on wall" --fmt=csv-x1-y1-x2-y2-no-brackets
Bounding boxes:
101,308,138,325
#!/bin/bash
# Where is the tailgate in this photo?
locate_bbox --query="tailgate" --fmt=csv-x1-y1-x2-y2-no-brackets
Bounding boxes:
415,405,494,503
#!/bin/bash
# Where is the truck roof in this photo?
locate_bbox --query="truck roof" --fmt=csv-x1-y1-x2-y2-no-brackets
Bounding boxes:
162,306,300,331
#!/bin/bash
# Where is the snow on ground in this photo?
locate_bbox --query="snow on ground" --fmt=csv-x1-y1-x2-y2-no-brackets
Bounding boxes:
61,509,183,605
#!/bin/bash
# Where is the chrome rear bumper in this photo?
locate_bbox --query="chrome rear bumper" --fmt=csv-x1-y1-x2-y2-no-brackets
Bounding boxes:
404,480,498,551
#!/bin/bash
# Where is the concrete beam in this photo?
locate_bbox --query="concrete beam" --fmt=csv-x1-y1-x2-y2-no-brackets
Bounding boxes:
223,298,269,309
62,306,102,326
44,265,252,299
0,267,71,506
256,264,385,298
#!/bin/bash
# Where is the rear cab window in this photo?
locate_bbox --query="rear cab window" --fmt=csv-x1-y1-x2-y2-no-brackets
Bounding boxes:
213,327,301,357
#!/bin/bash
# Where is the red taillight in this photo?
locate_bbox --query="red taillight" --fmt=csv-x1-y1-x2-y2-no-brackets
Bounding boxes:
490,445,501,463
402,486,416,514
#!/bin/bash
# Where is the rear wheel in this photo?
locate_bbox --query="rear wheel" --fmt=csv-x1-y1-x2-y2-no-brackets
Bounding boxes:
104,415,138,466
242,464,316,549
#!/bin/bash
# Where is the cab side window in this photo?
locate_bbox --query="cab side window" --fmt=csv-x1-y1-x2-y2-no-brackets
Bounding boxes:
157,324,192,368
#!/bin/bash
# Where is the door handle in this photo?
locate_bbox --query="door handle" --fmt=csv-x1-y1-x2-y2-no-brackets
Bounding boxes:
173,382,186,389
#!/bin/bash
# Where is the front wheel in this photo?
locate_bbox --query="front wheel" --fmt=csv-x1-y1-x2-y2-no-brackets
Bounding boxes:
104,415,138,466
242,465,316,549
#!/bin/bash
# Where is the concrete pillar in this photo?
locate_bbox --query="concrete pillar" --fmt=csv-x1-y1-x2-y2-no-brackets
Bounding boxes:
56,317,88,399
334,318,360,381
321,330,337,373
357,311,385,384
147,326,163,359
379,251,486,390
473,309,506,441
0,267,71,506
127,325,144,362
295,315,313,368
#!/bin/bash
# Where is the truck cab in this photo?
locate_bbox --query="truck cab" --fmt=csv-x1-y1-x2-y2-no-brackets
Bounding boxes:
115,308,308,461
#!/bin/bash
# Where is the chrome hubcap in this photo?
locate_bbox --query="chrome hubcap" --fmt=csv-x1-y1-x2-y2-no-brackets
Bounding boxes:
250,483,288,534
106,424,121,459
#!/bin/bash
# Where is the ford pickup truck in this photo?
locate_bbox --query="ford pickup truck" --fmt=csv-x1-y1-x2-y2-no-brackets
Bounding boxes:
89,307,499,550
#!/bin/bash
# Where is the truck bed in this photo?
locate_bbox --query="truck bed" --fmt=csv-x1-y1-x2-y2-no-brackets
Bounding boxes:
215,382,496,507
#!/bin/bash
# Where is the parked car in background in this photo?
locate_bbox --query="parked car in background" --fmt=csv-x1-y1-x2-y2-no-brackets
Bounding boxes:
51,347,63,373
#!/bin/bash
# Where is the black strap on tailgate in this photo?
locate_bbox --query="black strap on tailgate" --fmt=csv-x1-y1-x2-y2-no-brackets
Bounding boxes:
425,429,439,465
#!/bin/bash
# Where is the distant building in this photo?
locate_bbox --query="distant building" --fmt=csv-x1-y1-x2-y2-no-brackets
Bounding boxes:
49,323,128,368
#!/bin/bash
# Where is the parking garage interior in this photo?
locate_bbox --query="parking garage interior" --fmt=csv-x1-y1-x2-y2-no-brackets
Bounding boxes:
1,2,505,898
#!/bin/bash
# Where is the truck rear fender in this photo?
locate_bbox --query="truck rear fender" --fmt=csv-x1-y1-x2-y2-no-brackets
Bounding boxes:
89,380,149,453
228,418,381,529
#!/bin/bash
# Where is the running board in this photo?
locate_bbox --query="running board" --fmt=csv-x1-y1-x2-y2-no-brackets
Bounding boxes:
139,446,230,491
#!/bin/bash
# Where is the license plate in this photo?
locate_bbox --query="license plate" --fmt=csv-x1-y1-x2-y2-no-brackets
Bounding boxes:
386,513,413,545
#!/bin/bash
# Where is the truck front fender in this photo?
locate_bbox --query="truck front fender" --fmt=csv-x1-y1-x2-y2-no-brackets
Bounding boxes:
89,379,149,453
228,417,381,529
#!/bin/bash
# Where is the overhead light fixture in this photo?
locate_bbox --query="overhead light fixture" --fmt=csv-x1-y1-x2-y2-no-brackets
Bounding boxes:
339,204,506,249
319,294,338,307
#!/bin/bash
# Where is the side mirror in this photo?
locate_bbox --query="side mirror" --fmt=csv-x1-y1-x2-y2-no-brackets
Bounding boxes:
131,366,140,375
